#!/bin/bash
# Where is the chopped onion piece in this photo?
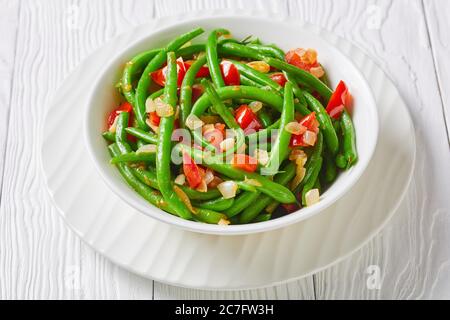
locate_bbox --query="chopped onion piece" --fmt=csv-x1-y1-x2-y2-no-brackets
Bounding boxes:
305,189,320,207
247,61,270,73
289,149,307,161
174,174,186,185
303,130,317,146
254,149,269,166
285,122,307,135
136,144,157,154
154,98,174,117
145,97,156,113
173,185,196,213
291,167,306,190
204,169,215,185
202,124,214,133
219,138,235,152
310,66,325,78
217,181,238,199
302,49,318,64
218,218,230,226
249,101,263,113
186,114,204,130
196,179,208,193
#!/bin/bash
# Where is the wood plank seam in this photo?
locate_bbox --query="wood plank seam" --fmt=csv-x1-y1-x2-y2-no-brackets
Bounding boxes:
0,0,22,206
420,0,450,148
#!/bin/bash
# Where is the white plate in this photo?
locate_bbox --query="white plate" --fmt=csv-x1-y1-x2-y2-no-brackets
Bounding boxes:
41,11,415,290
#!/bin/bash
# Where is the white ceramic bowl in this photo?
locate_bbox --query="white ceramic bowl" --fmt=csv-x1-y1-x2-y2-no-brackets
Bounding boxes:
85,16,378,235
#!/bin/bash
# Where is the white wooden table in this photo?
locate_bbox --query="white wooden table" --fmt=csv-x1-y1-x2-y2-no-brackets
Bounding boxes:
1,0,449,300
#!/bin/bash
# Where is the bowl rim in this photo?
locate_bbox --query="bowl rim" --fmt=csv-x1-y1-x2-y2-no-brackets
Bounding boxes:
84,14,379,235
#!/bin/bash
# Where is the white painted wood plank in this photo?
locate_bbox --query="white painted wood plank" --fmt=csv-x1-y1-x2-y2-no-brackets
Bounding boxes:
0,0,20,196
283,0,450,299
0,0,157,299
423,0,450,142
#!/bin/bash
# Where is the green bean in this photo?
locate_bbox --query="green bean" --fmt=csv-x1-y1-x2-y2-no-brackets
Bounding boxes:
283,71,307,107
258,110,273,128
265,82,294,175
180,55,207,128
191,85,284,116
135,28,204,130
246,43,285,60
218,42,332,100
240,162,296,223
225,191,261,218
323,152,338,183
340,110,358,168
252,213,272,223
156,52,192,220
181,187,222,201
193,208,229,224
149,88,164,99
178,145,296,204
121,48,161,104
206,29,229,87
194,197,234,211
133,168,222,200
102,131,115,142
108,144,175,214
176,44,205,59
293,131,324,194
301,157,323,206
229,59,283,93
133,167,159,189
336,154,347,169
110,151,156,164
240,74,264,87
303,91,339,155
125,127,158,144
115,112,132,153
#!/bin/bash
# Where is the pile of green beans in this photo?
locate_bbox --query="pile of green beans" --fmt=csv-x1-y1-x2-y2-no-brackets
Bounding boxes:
103,27,358,225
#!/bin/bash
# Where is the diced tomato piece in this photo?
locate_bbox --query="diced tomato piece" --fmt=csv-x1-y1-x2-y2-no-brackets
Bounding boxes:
326,80,352,119
148,111,161,126
299,112,319,133
182,152,203,189
184,60,210,78
234,105,262,133
290,134,308,147
220,60,240,86
232,154,258,173
269,73,287,87
151,68,165,87
151,57,187,87
107,102,133,128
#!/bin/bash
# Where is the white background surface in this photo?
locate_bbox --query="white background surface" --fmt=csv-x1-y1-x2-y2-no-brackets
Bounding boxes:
0,0,449,299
